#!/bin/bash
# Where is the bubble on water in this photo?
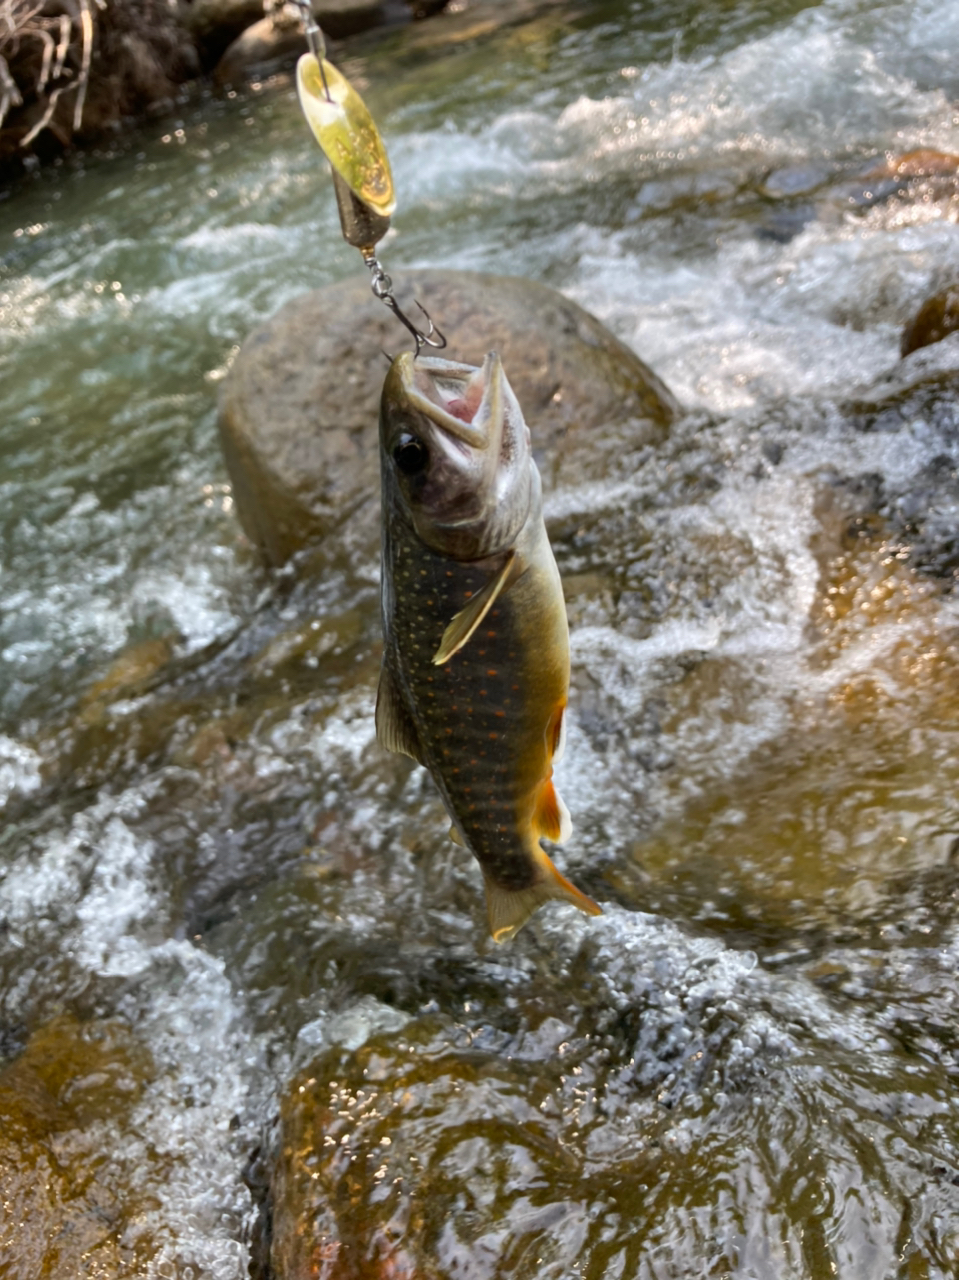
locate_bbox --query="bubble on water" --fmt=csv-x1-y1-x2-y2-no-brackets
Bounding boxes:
0,790,256,1279
0,735,42,807
297,996,413,1062
129,567,238,655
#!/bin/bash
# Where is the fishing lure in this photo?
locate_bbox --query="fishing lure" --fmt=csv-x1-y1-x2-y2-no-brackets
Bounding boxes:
292,1,444,355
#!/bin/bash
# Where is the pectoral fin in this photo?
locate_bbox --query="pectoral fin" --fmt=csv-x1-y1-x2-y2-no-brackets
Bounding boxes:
550,704,567,765
432,552,516,666
375,663,424,764
484,848,602,944
449,824,465,847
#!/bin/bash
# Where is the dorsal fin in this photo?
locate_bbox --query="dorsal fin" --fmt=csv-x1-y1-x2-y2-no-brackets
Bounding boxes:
432,552,516,666
375,662,425,764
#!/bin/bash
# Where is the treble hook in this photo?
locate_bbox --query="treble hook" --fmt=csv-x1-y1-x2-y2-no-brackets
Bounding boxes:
363,250,447,359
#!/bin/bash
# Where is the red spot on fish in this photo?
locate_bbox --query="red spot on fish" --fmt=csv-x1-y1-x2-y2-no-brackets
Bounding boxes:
464,591,473,599
495,710,505,718
487,669,497,676
512,684,519,692
487,631,496,638
488,732,498,740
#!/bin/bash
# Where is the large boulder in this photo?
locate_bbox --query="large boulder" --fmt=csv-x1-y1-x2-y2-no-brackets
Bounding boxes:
218,269,679,565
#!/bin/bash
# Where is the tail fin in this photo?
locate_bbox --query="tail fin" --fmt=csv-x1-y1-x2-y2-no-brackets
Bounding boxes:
484,847,602,943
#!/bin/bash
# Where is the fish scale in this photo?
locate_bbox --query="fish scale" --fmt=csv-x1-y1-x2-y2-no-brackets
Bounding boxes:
394,536,544,893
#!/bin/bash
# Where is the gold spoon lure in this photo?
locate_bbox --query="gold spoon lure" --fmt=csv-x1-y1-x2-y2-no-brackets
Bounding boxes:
292,2,445,356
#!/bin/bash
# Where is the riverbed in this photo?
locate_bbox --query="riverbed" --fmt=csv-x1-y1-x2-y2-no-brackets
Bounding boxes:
2,0,959,1275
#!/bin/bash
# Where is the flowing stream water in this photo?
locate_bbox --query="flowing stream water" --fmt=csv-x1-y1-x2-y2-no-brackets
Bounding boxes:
2,0,959,1275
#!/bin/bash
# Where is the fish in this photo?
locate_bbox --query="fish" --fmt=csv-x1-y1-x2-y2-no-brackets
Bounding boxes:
375,350,602,942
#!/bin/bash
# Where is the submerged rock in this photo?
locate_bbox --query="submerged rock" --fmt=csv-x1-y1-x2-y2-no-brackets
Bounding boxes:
219,270,679,565
0,1015,154,1278
269,908,959,1278
757,148,959,244
901,285,959,357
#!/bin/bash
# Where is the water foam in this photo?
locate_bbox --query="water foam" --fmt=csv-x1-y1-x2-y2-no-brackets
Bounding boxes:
0,790,256,1278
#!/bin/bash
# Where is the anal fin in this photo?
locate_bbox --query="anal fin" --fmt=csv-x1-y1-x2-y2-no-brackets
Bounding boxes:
484,849,601,944
375,662,425,765
432,551,516,666
532,777,572,845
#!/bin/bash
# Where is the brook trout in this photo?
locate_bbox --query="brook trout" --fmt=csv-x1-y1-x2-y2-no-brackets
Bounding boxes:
376,351,602,942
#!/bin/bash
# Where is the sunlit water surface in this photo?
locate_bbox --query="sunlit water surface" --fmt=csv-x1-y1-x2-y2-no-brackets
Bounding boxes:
2,0,959,1275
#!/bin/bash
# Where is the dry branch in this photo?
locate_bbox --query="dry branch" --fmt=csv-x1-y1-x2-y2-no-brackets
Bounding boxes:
0,0,198,171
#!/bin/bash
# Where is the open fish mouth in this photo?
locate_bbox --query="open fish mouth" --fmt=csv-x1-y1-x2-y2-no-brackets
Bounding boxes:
392,352,504,448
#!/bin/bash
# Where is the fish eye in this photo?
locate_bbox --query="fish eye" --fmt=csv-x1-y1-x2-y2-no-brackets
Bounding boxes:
393,433,429,477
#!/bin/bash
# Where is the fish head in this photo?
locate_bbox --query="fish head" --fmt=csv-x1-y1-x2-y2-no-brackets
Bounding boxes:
380,352,533,559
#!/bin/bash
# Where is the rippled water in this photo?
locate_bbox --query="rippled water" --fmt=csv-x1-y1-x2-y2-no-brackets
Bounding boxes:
2,0,959,1275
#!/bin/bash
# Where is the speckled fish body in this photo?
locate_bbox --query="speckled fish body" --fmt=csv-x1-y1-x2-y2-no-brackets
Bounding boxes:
376,351,601,942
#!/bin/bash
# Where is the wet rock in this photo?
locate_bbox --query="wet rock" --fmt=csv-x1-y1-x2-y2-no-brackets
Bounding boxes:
863,148,959,181
901,285,959,357
837,336,959,587
214,5,311,84
178,0,266,63
79,635,177,719
757,149,959,243
269,909,959,1278
0,1014,154,1278
219,270,679,565
189,0,426,68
